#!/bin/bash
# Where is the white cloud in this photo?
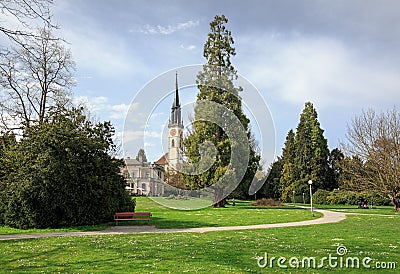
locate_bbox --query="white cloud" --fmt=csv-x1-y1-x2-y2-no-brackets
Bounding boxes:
74,96,131,120
52,1,150,79
239,34,400,108
122,129,162,148
144,131,162,138
139,20,199,35
73,33,133,77
122,129,145,143
180,44,197,51
109,104,131,119
144,142,155,147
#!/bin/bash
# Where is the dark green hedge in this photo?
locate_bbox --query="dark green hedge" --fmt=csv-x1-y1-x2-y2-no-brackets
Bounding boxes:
313,189,391,206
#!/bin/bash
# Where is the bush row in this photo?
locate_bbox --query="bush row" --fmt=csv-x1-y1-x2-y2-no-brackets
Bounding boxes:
312,189,391,206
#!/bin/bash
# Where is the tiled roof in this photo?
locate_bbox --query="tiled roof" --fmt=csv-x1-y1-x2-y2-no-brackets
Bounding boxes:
154,153,168,165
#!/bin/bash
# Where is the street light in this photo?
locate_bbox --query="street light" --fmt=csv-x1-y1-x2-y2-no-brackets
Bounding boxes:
302,192,305,204
308,180,314,217
292,190,295,204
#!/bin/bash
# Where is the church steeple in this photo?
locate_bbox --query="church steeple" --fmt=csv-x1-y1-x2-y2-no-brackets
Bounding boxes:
170,71,182,125
168,72,184,170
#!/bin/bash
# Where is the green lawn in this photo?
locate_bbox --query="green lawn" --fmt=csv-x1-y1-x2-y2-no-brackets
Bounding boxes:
0,224,111,235
135,197,322,229
314,204,400,215
0,198,321,234
0,199,399,273
0,214,398,273
150,196,214,210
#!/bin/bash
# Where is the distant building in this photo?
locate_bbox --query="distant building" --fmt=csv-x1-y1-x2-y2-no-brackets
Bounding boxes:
121,156,165,196
122,72,183,196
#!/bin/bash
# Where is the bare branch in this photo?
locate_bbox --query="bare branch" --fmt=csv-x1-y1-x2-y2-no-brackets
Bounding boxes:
341,107,400,211
0,26,75,133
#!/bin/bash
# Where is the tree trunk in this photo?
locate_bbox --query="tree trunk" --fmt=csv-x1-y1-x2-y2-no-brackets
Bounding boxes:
212,187,226,207
392,197,400,212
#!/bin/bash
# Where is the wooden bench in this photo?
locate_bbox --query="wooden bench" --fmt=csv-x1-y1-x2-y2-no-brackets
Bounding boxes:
114,212,151,225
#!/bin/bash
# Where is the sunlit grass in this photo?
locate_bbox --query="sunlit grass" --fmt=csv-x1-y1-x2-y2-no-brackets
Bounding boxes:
0,197,321,234
0,214,398,273
0,224,111,235
134,197,322,229
314,204,400,215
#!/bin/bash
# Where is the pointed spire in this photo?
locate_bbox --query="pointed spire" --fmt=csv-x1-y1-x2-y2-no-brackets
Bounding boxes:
170,71,182,125
174,71,180,108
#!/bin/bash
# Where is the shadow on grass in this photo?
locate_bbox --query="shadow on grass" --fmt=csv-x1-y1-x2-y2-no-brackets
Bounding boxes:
152,217,217,229
115,217,216,229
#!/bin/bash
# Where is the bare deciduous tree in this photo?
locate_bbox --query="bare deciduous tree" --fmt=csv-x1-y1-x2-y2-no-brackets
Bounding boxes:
341,108,400,211
0,27,75,132
0,0,54,42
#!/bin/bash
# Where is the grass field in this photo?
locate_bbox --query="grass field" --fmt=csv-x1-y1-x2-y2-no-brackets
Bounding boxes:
0,198,399,273
150,196,214,210
0,198,321,234
312,204,400,215
135,198,322,229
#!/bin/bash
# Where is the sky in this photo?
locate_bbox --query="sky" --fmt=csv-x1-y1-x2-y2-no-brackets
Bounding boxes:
45,0,400,163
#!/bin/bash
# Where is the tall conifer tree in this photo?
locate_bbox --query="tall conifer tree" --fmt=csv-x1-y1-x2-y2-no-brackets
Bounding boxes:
279,129,296,197
182,15,259,206
279,102,330,201
294,102,329,188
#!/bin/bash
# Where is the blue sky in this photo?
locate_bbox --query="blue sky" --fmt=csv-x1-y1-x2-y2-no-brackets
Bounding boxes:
49,0,400,163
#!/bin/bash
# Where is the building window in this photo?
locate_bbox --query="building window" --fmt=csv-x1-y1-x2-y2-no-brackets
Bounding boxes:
131,172,135,178
171,139,175,147
141,183,146,192
145,172,150,178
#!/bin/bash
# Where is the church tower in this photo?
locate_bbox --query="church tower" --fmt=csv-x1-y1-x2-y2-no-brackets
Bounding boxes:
167,72,184,170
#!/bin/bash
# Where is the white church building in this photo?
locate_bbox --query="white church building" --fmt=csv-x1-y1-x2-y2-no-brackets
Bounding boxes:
122,73,183,196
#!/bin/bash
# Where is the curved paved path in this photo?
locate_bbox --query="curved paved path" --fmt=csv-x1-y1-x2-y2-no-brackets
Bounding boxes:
0,208,346,241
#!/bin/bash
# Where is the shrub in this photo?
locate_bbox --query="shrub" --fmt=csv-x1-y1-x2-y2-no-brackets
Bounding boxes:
252,198,283,206
0,109,135,229
360,191,391,206
314,189,392,206
312,189,330,205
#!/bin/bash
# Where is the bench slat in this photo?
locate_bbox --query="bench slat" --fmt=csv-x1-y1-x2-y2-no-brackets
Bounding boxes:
114,212,152,225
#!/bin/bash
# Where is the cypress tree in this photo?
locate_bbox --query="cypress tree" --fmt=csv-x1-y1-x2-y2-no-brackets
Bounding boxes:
279,129,296,198
294,102,329,189
279,102,330,201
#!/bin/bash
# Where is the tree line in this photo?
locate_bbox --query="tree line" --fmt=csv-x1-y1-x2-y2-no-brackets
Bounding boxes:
173,14,400,212
257,104,400,212
257,102,343,201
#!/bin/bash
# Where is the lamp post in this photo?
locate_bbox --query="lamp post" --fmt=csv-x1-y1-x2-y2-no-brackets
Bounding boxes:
308,180,314,217
302,192,305,204
292,190,295,204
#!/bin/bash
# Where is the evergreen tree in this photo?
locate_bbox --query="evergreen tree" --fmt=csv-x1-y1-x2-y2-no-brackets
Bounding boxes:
294,102,329,188
258,157,283,199
279,102,330,201
279,129,296,198
136,148,148,162
281,129,296,164
182,15,259,206
326,148,344,190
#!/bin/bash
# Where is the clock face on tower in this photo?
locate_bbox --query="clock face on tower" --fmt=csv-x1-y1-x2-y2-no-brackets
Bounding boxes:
170,129,176,136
